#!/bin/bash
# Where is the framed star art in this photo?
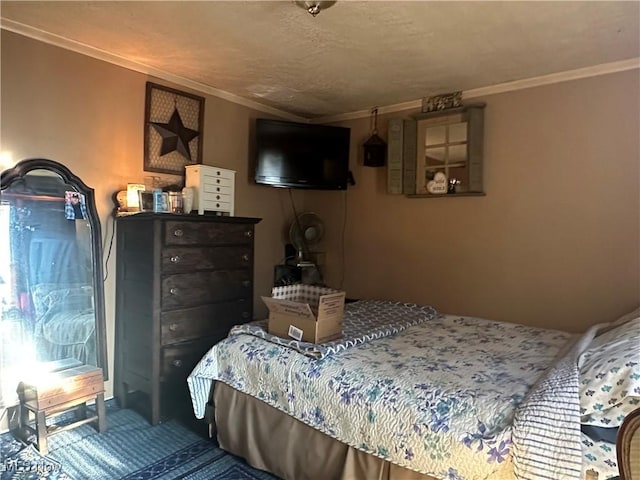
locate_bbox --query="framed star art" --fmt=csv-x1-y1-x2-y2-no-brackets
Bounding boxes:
143,82,204,175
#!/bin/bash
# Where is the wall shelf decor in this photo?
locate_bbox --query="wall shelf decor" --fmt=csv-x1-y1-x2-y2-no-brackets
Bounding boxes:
389,103,486,197
144,82,204,175
421,91,463,113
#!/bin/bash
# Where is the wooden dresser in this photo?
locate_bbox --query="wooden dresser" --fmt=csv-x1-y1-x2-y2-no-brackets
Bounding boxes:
114,213,260,426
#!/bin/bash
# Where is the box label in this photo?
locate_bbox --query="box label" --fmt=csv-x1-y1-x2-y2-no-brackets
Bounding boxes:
317,292,346,318
288,324,304,341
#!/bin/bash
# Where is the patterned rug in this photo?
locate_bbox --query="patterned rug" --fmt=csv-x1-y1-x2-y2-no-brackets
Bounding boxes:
0,402,279,480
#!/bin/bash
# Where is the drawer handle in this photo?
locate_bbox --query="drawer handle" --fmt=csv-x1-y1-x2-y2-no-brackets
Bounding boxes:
216,203,220,208
244,230,253,238
241,280,251,288
169,323,179,332
241,253,250,262
216,187,221,192
170,287,180,295
216,171,221,175
216,179,220,184
170,255,181,264
173,229,184,237
172,359,183,368
242,311,250,319
216,195,220,200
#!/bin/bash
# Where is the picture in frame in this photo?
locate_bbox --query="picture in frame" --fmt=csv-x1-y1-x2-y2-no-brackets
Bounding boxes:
64,191,87,220
138,191,170,213
138,191,155,212
157,192,170,212
144,82,205,175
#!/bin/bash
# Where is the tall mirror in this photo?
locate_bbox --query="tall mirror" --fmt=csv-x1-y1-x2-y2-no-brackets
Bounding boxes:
0,159,107,407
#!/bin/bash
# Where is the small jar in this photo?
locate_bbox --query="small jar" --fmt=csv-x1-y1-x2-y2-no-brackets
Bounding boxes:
168,191,183,213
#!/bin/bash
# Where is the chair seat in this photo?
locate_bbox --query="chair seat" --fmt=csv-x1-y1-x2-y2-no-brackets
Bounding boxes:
617,407,640,480
16,360,106,454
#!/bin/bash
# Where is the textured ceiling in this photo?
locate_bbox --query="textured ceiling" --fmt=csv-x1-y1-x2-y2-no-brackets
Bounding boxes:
1,1,639,121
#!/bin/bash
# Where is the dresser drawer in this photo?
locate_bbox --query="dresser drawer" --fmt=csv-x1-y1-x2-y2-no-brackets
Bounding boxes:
202,175,233,189
161,270,252,309
160,300,252,345
200,190,231,203
196,166,234,181
160,337,223,382
202,184,232,196
162,246,252,274
201,199,232,213
164,221,253,246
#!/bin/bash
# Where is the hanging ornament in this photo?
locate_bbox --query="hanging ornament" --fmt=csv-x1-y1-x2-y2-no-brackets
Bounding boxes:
363,107,387,167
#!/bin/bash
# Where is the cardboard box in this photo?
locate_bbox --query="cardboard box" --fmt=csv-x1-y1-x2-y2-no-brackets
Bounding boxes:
263,285,345,343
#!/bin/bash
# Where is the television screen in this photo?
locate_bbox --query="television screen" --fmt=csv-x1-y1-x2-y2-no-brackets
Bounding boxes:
254,118,350,190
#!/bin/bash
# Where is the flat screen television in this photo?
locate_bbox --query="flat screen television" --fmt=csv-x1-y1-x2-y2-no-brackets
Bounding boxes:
254,118,350,190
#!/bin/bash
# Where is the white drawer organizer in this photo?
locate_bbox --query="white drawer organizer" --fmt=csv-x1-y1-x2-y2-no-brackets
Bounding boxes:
185,165,235,216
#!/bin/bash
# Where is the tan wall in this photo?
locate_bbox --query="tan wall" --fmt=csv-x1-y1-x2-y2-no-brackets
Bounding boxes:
0,31,303,400
2,30,639,411
307,70,640,332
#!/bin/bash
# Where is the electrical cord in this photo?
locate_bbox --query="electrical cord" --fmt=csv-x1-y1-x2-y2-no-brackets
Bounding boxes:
339,189,347,290
288,188,307,260
102,213,116,282
287,188,325,285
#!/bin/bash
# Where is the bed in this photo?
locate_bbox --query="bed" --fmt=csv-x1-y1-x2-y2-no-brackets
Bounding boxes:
187,300,640,480
30,282,96,366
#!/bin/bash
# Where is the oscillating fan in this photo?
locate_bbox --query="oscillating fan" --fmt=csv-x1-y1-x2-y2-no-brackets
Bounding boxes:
288,212,324,267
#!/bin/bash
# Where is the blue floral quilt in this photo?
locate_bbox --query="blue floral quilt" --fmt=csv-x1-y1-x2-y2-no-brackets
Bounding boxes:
229,300,440,358
188,300,579,480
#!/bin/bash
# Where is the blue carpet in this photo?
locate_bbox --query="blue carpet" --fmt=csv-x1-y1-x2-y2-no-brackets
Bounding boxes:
0,403,279,480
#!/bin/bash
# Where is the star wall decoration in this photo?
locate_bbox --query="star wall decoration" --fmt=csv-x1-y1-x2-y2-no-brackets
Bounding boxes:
150,109,199,161
144,82,205,175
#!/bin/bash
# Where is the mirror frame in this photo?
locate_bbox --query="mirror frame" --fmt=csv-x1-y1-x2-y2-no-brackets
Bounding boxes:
0,158,108,379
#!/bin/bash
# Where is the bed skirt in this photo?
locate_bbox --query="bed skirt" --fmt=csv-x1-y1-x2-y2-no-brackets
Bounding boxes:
213,382,439,480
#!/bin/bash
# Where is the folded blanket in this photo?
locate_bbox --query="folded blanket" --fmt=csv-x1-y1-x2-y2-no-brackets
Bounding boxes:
229,300,441,359
512,322,611,480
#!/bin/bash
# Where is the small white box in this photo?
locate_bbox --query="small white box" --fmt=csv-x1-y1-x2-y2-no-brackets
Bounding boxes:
185,165,235,216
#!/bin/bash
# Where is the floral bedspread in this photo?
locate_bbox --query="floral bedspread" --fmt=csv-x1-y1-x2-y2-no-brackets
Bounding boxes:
230,300,440,358
188,301,574,480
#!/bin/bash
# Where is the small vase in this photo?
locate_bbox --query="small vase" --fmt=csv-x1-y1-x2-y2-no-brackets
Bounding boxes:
182,187,194,214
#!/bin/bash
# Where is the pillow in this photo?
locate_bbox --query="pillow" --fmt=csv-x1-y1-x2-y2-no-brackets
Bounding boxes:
579,310,640,428
31,283,59,320
31,283,92,321
42,304,95,344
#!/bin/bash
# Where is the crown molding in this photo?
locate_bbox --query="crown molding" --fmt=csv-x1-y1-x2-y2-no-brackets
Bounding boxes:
3,18,638,125
462,58,640,100
315,57,640,124
0,19,306,123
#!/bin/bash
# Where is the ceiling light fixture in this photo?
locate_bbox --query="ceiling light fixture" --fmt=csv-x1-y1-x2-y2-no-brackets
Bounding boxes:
295,1,337,17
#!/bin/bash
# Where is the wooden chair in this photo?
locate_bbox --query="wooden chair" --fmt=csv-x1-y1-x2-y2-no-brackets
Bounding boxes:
618,408,640,480
16,359,105,454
